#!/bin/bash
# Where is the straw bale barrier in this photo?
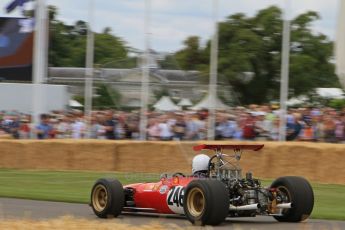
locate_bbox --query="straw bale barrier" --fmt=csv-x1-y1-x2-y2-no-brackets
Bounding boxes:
0,140,344,184
0,134,12,139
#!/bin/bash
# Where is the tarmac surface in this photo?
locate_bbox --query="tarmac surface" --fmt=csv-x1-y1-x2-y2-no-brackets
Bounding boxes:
0,198,344,230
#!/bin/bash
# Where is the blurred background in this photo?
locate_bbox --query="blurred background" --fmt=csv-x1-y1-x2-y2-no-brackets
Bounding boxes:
1,1,345,225
0,0,344,143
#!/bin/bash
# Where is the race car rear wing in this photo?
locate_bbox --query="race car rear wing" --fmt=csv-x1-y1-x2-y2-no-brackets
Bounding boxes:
193,144,264,152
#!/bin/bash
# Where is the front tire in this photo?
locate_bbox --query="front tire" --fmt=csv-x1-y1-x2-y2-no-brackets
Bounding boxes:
90,178,124,218
271,176,314,222
183,180,229,226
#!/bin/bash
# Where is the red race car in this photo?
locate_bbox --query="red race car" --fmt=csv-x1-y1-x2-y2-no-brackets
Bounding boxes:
90,144,314,226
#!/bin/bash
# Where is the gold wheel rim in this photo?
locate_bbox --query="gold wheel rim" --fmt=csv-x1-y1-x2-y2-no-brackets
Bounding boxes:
92,184,108,212
187,187,205,217
277,185,291,214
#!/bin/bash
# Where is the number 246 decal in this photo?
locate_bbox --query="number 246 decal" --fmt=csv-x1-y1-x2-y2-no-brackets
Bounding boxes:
167,186,184,207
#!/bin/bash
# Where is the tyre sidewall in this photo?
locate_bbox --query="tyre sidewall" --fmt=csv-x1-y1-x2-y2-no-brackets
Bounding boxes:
184,179,229,225
271,176,314,222
91,178,124,218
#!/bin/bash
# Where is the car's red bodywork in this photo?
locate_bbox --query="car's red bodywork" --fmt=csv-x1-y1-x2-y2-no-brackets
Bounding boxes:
124,177,194,214
123,144,264,215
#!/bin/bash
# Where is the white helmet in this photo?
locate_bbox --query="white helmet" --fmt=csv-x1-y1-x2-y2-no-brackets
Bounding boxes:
192,154,210,174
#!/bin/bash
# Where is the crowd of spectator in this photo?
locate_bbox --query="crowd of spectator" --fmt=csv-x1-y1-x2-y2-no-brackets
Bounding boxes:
1,105,345,143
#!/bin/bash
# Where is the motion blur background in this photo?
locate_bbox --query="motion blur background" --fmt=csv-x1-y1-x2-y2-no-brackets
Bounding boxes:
1,1,345,226
0,0,345,142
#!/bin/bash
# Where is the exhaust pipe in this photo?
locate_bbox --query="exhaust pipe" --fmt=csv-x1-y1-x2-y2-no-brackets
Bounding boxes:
229,203,260,211
276,203,292,209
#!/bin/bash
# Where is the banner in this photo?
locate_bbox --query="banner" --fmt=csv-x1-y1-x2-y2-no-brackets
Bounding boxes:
0,17,33,82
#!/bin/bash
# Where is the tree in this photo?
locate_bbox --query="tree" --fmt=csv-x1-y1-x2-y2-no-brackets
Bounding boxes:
171,6,340,104
289,11,340,95
94,31,128,66
158,54,180,69
174,36,207,70
93,84,121,109
153,87,170,100
48,6,132,68
74,84,122,109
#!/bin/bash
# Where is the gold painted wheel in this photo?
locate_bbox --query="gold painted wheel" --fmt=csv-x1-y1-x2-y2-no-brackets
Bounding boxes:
271,176,314,222
186,187,205,218
92,184,108,212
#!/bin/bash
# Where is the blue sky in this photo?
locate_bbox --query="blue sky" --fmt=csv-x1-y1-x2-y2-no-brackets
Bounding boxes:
0,0,340,52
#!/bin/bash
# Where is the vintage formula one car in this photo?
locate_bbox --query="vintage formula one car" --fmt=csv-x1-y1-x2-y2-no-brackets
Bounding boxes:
90,144,314,226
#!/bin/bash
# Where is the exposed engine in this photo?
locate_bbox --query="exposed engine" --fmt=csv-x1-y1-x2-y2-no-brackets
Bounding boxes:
208,150,291,217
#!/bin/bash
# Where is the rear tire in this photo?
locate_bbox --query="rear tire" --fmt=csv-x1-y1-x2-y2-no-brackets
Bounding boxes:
90,178,124,218
183,180,229,226
271,176,314,222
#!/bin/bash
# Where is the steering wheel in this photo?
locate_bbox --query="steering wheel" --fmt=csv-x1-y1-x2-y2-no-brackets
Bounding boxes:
172,172,186,177
208,154,231,177
208,155,218,176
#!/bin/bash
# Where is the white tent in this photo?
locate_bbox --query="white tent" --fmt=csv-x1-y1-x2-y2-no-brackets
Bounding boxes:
191,94,229,110
316,88,344,99
153,96,180,111
178,98,193,107
335,1,345,88
69,99,83,107
286,96,308,106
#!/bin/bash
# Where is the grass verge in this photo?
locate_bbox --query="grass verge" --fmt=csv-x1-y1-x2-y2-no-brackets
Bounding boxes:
0,169,344,220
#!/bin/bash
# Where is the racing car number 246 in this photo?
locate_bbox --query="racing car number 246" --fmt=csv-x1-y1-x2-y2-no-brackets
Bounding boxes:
166,186,184,214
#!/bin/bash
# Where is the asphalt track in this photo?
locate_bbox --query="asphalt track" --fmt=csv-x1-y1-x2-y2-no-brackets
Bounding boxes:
0,198,344,230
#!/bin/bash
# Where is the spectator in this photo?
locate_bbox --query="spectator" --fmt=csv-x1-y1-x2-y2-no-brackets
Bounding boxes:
215,114,236,140
323,114,336,143
8,114,21,139
19,116,31,139
269,118,280,141
1,104,344,143
254,112,269,140
56,116,71,139
196,113,207,140
35,114,53,139
90,116,105,139
242,113,256,141
311,114,323,142
172,114,186,141
104,111,116,140
147,117,160,140
71,116,86,139
158,116,173,141
335,113,345,143
185,114,200,140
286,113,303,141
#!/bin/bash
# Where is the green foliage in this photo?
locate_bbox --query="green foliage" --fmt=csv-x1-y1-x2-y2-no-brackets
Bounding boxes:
174,36,209,71
72,95,84,106
48,6,131,68
328,99,345,110
94,31,128,66
170,6,340,104
93,84,121,109
72,84,121,109
158,54,180,69
153,87,170,100
47,4,341,105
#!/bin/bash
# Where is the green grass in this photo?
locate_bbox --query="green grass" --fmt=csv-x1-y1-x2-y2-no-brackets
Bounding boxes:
0,169,158,203
0,169,344,221
311,183,345,220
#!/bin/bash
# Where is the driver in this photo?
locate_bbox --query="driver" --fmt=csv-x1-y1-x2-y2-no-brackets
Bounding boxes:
192,154,210,177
